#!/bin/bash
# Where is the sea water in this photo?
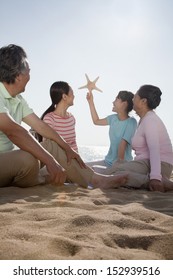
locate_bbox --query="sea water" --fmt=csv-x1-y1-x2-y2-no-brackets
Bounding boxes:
78,145,135,162
78,145,108,162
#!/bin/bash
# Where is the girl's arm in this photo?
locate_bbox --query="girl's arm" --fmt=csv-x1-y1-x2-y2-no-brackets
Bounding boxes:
117,118,137,160
86,92,108,125
117,139,128,160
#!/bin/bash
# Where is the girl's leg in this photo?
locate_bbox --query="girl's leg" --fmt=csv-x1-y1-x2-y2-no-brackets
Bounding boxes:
86,160,107,168
41,139,128,188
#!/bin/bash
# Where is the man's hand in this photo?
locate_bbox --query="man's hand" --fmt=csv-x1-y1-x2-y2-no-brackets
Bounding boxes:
149,179,165,192
46,160,67,186
65,148,86,168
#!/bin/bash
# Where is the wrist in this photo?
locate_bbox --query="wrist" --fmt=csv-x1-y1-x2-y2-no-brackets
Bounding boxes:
58,140,71,152
149,179,161,183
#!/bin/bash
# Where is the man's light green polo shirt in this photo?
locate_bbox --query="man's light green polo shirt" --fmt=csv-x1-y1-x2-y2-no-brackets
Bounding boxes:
0,82,33,152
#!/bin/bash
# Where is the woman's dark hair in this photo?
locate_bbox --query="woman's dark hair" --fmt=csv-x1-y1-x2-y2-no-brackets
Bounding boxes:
36,81,70,142
117,91,134,113
137,85,162,109
41,81,70,120
0,44,28,84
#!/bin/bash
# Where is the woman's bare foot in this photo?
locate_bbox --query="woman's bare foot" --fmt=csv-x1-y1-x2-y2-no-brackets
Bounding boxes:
162,177,173,191
90,173,128,189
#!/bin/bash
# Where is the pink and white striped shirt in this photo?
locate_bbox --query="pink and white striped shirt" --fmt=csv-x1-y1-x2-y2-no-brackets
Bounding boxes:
43,112,78,152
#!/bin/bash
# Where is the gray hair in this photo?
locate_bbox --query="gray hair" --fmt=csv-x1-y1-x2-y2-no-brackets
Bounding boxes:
0,44,28,84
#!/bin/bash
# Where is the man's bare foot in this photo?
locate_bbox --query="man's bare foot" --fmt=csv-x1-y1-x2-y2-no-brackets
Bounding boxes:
91,173,128,189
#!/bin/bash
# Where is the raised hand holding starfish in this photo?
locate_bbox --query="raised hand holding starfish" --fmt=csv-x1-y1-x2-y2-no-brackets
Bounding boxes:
78,74,102,93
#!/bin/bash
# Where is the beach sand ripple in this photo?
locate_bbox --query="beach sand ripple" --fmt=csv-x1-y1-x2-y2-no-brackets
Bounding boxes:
0,184,173,260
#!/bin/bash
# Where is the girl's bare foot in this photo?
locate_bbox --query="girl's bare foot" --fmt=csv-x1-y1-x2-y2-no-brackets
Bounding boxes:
91,173,128,189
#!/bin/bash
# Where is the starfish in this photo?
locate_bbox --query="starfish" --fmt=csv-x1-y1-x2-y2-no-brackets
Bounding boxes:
78,74,102,93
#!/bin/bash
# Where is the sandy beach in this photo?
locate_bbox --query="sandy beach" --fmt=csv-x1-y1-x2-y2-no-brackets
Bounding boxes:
0,181,173,260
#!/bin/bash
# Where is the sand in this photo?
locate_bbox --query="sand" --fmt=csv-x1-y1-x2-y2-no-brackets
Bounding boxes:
0,182,173,260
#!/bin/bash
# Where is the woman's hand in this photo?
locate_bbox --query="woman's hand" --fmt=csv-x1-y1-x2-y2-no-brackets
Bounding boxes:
149,179,165,192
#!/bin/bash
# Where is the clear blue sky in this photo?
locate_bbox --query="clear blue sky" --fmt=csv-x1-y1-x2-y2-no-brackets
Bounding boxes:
1,0,173,146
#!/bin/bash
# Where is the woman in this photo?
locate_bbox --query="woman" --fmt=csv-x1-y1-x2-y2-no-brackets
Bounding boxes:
86,90,137,170
37,81,78,152
33,81,128,189
111,84,173,192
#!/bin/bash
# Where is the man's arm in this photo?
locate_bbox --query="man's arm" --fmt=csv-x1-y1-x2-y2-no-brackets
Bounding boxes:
23,113,86,168
24,113,71,150
0,112,66,185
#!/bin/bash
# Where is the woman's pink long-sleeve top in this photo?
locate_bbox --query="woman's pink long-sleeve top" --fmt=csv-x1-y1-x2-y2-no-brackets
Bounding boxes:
132,111,173,181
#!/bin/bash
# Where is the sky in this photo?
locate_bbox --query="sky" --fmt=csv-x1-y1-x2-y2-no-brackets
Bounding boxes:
1,0,173,146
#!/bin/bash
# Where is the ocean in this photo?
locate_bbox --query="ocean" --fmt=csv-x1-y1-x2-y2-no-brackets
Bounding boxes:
78,145,108,162
78,145,135,162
